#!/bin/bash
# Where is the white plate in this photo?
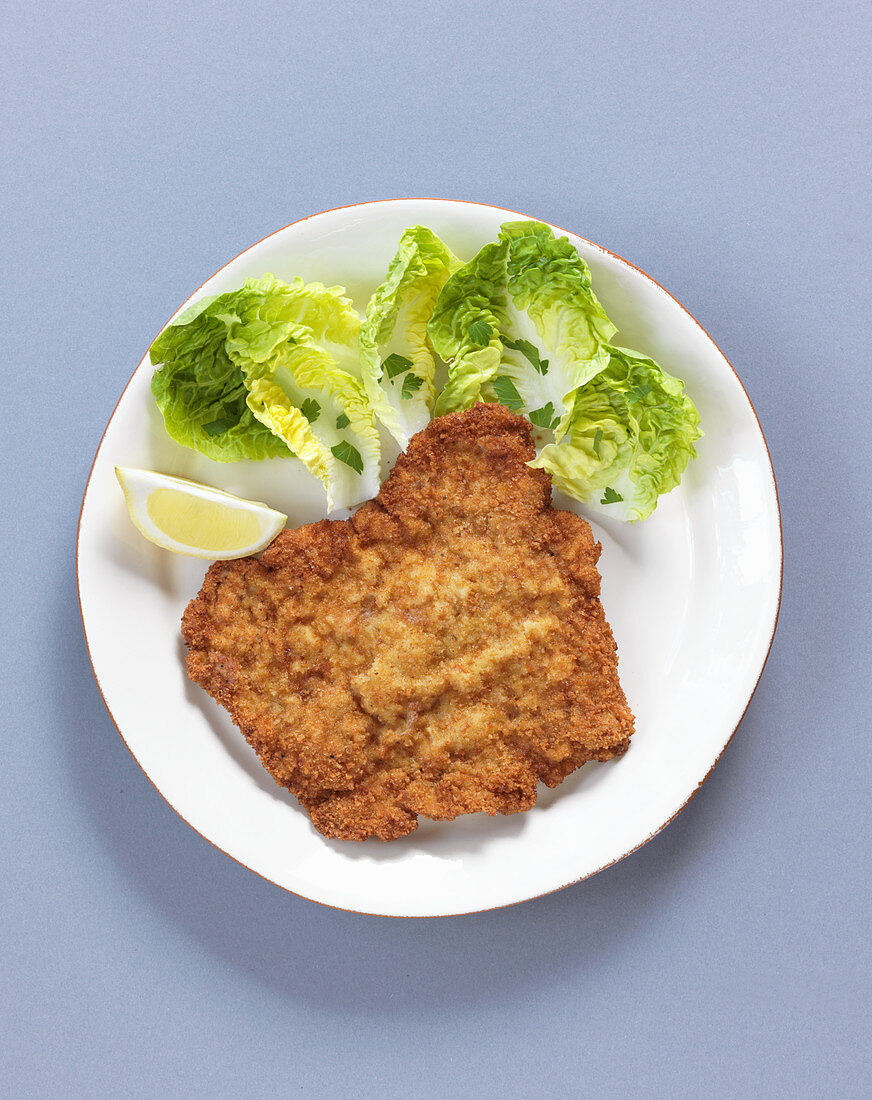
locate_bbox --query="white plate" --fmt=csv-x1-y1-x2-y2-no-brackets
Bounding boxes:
77,199,782,917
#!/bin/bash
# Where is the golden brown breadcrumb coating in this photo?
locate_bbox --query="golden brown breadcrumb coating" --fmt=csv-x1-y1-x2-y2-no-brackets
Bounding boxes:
182,404,634,840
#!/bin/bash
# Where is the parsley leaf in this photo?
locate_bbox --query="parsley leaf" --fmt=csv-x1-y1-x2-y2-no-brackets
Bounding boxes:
600,486,623,504
468,319,493,346
627,383,653,403
401,373,424,400
202,416,238,437
529,402,560,430
331,441,364,475
492,375,525,412
593,428,603,458
500,335,549,375
382,353,413,379
335,412,350,430
300,398,320,423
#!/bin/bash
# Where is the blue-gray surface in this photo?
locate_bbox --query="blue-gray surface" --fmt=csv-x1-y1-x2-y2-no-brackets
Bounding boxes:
3,1,870,1096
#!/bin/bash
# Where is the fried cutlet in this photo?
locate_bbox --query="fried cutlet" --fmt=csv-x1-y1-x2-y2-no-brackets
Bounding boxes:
182,403,634,840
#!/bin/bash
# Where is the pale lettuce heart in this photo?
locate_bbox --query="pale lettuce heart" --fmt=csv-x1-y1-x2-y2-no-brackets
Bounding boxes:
224,274,362,378
221,278,379,511
360,226,461,449
243,341,380,512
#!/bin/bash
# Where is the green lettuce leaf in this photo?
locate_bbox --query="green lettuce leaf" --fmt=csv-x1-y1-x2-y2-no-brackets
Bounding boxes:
429,241,507,416
530,345,702,521
150,289,292,462
359,226,461,449
430,220,615,431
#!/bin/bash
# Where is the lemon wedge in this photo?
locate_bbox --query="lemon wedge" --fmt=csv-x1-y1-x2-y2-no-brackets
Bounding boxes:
115,467,287,559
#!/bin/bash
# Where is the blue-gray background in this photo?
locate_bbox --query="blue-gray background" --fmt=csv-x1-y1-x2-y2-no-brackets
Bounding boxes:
3,1,870,1096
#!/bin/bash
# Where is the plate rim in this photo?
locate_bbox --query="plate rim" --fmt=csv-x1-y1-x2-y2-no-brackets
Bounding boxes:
75,197,784,918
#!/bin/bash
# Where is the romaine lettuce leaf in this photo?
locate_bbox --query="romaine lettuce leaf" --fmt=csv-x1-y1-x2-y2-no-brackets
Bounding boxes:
150,275,380,510
430,241,508,416
530,345,702,521
430,221,615,432
219,277,379,511
360,226,460,449
224,274,361,378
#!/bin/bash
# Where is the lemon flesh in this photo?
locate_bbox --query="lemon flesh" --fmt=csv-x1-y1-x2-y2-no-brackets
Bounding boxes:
116,467,287,559
146,488,263,552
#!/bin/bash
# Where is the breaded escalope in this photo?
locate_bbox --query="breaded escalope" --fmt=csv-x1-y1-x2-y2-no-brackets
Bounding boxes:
182,404,634,840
